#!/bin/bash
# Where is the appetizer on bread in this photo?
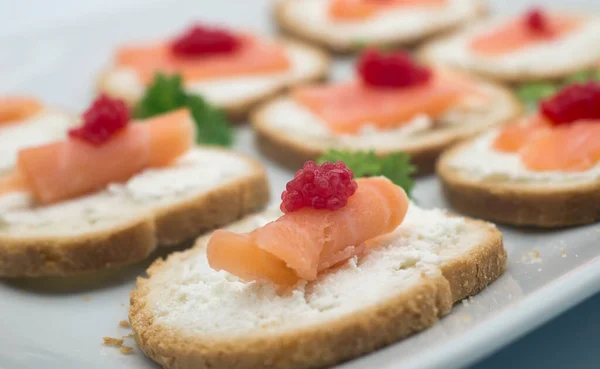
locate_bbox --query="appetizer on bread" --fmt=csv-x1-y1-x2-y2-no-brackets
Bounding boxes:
438,82,600,227
130,160,506,369
419,8,600,83
252,49,520,173
0,97,73,174
98,23,330,120
275,0,483,52
0,95,268,277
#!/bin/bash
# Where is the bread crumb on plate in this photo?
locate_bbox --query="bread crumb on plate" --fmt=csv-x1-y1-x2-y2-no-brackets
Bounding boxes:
119,320,130,328
103,337,123,346
120,346,134,354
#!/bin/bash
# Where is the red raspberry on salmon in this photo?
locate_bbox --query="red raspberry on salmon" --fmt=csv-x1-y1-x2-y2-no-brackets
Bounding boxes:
525,8,551,34
171,25,241,57
281,161,358,213
540,82,600,125
357,48,432,88
69,94,130,145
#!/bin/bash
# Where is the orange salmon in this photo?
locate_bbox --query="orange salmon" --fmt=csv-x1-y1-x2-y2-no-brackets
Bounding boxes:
493,118,600,172
492,115,549,153
329,0,446,21
0,109,194,204
0,97,43,126
117,35,291,83
207,177,409,285
293,71,475,134
520,121,600,172
471,15,582,57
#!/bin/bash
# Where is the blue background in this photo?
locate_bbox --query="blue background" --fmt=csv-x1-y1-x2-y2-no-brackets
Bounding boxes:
469,293,600,368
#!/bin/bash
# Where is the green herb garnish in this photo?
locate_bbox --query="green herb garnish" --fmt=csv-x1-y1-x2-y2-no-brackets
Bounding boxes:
515,82,558,109
317,150,416,196
133,73,233,146
516,69,600,110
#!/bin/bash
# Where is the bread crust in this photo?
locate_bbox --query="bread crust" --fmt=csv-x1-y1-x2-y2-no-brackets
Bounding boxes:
440,218,506,301
96,39,330,122
129,217,505,369
251,83,521,175
274,0,487,54
0,151,269,277
437,141,600,227
0,218,156,278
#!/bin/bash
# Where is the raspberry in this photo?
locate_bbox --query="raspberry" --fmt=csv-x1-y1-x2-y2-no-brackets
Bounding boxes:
524,8,551,35
69,94,130,145
357,48,432,89
280,161,358,213
171,25,241,57
540,82,600,125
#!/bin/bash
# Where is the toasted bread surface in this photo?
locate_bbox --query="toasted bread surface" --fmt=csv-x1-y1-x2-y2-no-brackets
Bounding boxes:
438,141,600,227
97,39,330,122
0,149,269,277
251,80,521,174
130,206,505,369
274,0,485,53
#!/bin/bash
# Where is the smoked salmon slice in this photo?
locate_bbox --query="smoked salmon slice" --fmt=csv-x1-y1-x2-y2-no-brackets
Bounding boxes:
493,118,600,172
0,109,194,204
492,115,549,153
293,71,475,134
470,15,582,57
207,177,409,285
519,121,600,172
329,0,446,21
117,35,291,83
0,97,43,125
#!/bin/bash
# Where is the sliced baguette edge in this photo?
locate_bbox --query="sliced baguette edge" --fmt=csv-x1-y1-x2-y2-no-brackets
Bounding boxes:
129,210,505,369
437,141,600,227
0,151,269,277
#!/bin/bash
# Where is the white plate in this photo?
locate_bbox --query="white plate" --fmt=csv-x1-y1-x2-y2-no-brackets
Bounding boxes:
1,1,600,369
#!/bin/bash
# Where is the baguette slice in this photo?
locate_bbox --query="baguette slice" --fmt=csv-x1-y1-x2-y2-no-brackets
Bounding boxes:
130,205,506,369
419,14,600,83
0,148,269,277
274,0,484,53
98,39,330,121
438,134,600,227
0,109,73,175
252,77,521,174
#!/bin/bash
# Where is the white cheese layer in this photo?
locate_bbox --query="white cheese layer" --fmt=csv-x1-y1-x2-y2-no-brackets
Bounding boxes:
424,15,600,78
281,0,479,46
447,130,600,182
102,42,324,107
145,205,484,337
0,149,254,237
0,111,73,173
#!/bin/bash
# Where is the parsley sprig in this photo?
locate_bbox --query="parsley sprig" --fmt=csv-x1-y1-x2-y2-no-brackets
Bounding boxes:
317,150,416,196
516,70,600,110
133,73,233,146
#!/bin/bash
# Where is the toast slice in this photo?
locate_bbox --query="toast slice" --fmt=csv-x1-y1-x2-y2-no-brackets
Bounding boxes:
251,77,521,174
97,39,330,121
438,134,600,228
130,205,506,369
0,109,73,175
0,148,269,277
418,14,600,83
274,0,484,53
